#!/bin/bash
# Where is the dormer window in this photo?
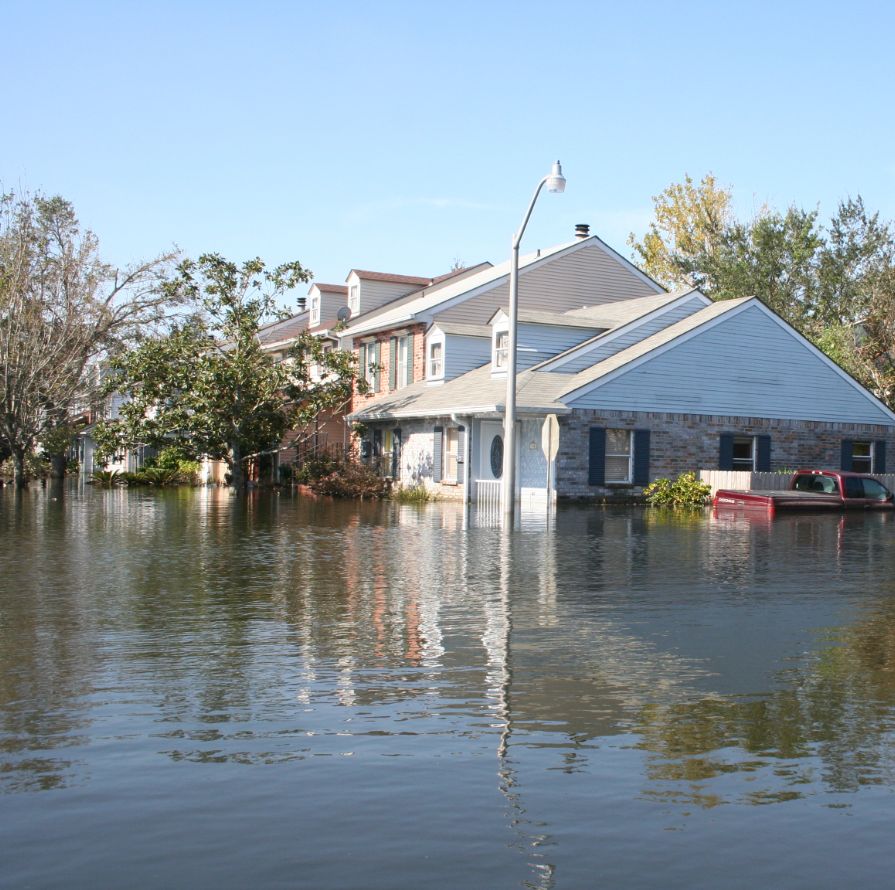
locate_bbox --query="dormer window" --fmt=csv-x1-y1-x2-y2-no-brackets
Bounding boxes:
310,295,320,326
429,342,443,378
349,284,359,314
494,331,509,369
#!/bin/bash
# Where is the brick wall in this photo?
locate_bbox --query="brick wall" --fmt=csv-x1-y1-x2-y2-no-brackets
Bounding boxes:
557,409,895,500
352,323,428,409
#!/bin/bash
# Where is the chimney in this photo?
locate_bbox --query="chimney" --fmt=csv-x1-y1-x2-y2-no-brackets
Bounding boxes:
574,223,590,240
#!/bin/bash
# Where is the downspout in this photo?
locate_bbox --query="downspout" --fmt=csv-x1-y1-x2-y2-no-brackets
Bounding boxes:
451,413,472,505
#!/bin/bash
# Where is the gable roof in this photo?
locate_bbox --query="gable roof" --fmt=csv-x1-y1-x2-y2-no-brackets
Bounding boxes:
488,307,608,330
430,321,491,338
531,289,710,372
342,236,649,339
312,283,348,295
349,269,431,285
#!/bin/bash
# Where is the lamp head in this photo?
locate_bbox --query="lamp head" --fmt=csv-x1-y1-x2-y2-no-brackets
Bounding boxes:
546,160,566,193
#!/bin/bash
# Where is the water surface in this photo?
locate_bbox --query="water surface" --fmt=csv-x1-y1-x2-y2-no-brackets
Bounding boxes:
2,485,894,888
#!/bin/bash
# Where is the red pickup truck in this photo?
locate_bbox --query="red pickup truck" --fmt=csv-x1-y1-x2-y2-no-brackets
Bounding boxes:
713,469,894,514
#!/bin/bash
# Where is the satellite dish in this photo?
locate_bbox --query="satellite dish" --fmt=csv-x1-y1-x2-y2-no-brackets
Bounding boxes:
336,306,352,323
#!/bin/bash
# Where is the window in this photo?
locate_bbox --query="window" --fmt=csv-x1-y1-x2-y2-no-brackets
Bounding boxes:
444,427,459,482
396,336,410,387
605,429,633,483
429,342,443,378
732,436,755,470
861,478,891,501
494,331,509,369
719,434,771,472
851,441,872,473
349,284,359,314
359,341,379,390
310,295,320,326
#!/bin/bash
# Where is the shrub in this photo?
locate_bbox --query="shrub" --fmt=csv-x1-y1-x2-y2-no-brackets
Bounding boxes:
308,460,389,499
644,471,711,508
392,484,435,504
91,469,123,487
295,453,341,484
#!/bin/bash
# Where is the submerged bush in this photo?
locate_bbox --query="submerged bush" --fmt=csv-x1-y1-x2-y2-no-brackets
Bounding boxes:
392,484,435,504
644,471,711,508
91,469,122,487
307,459,389,499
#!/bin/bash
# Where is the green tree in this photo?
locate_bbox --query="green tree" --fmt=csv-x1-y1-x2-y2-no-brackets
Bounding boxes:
0,190,176,485
96,254,364,489
630,178,895,405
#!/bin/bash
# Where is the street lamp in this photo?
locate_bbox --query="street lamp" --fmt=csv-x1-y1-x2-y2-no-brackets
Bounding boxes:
502,161,566,522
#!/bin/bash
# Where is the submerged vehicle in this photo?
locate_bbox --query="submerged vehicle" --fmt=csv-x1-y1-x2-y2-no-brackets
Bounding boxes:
712,469,893,514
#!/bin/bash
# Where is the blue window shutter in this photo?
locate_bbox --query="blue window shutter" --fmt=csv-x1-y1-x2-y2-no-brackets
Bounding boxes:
389,337,398,390
456,425,466,485
588,427,606,486
756,435,771,471
719,434,734,470
874,440,887,474
392,428,402,478
372,342,381,391
840,440,853,471
633,429,651,486
433,426,443,482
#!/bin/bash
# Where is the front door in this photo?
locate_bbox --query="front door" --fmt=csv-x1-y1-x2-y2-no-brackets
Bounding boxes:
479,422,505,481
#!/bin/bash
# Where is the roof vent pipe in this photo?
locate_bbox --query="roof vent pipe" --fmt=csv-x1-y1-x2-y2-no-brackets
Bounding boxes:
574,223,590,240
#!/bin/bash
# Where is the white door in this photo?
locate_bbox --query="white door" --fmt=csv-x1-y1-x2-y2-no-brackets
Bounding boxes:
479,422,505,481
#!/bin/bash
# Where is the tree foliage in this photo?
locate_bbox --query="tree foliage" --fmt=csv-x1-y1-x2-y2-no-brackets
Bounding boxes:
96,253,365,488
630,178,895,406
0,190,176,484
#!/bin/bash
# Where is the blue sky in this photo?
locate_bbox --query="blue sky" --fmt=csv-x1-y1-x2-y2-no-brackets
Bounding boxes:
4,0,894,304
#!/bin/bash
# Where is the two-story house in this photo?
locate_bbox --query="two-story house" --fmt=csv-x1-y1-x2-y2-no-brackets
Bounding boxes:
344,226,895,503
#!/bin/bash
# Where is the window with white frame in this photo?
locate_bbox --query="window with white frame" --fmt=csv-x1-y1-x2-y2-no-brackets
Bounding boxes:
494,330,509,369
396,336,410,387
444,427,459,483
349,284,359,314
310,295,320,326
605,429,633,483
429,342,443,378
732,436,755,470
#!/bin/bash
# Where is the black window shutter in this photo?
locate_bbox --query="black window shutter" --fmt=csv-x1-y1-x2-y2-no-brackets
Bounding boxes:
392,428,402,478
874,440,887,474
756,435,771,472
456,425,466,485
389,337,398,390
633,429,651,486
433,426,443,482
719,433,734,470
840,439,853,471
588,427,606,486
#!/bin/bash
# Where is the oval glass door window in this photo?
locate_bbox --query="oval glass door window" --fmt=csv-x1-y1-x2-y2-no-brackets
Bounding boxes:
490,435,504,478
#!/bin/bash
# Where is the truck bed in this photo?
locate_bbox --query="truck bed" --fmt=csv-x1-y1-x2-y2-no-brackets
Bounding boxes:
714,489,848,510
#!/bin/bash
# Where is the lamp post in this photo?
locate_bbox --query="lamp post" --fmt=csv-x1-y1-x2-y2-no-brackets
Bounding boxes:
502,161,566,522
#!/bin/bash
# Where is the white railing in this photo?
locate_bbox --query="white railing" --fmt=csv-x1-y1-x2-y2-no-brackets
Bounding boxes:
475,479,502,510
699,470,895,498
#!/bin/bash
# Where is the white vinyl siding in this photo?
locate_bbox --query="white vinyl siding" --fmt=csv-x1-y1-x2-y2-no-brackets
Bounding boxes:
568,304,895,425
548,295,708,374
435,241,661,326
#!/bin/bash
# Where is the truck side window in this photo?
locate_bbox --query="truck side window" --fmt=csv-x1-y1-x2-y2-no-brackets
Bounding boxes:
862,479,890,501
844,477,864,498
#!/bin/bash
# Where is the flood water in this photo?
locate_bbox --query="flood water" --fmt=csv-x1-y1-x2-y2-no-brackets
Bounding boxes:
2,484,895,888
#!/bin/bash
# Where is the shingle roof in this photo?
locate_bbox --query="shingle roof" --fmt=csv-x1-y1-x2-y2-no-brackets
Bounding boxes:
313,283,348,294
431,321,491,338
350,365,572,421
560,297,751,398
489,307,608,329
350,269,431,285
351,296,753,420
257,311,310,346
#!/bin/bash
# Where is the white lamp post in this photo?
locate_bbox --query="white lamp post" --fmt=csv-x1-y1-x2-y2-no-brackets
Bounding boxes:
502,161,566,522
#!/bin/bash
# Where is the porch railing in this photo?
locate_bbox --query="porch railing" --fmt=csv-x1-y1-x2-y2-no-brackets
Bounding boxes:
475,479,501,510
